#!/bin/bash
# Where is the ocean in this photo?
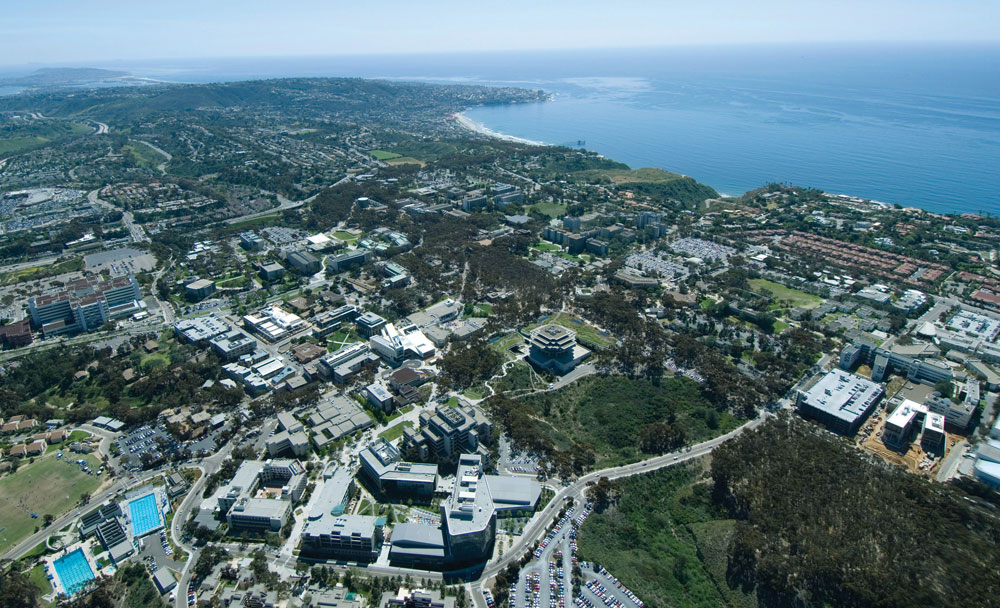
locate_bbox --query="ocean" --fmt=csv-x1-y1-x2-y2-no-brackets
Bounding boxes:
5,44,1000,214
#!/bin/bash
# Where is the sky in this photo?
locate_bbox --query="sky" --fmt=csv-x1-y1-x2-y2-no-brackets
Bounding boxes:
2,0,998,67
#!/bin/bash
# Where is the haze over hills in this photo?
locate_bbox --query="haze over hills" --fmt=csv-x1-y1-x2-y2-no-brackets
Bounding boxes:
0,67,130,87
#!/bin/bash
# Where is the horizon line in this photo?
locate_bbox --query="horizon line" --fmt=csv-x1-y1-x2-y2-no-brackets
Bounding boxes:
3,39,999,72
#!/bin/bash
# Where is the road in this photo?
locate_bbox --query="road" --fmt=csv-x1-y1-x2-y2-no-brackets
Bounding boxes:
87,189,148,243
468,411,769,608
223,192,318,225
170,439,239,608
2,466,163,562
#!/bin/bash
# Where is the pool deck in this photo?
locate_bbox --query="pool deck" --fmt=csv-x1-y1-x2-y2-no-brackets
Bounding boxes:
42,540,109,599
122,486,170,538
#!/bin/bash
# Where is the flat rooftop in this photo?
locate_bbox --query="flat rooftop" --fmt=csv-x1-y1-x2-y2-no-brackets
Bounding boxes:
800,370,884,425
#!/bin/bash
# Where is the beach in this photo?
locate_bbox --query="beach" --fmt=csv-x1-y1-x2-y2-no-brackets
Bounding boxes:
454,112,547,146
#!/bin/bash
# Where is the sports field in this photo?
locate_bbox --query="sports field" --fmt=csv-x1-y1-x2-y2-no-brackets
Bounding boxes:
0,453,102,555
748,279,823,309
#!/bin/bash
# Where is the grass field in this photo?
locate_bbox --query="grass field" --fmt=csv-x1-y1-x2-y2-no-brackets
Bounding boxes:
378,421,414,442
226,213,281,230
0,453,103,555
748,279,822,309
333,230,359,243
0,121,91,156
533,242,562,252
27,563,52,596
527,202,567,218
369,149,402,161
0,257,83,286
571,167,685,184
387,156,424,166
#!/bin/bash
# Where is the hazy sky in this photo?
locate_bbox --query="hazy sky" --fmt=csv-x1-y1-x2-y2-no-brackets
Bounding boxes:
3,0,998,66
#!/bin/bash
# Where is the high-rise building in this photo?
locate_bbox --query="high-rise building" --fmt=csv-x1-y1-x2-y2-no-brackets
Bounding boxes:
29,275,142,336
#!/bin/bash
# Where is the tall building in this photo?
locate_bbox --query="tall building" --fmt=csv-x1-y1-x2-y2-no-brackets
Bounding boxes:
525,324,592,375
403,403,492,463
29,275,142,336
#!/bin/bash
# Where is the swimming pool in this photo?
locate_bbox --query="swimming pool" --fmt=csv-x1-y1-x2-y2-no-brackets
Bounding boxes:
52,548,95,596
127,492,163,537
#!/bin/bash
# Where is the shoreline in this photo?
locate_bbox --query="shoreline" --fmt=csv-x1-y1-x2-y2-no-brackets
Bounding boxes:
454,111,548,147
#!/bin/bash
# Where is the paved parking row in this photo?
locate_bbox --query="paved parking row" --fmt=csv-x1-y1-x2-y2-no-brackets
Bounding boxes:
510,503,594,608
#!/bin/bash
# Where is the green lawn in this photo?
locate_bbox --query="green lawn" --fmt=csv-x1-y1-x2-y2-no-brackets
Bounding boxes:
473,303,494,316
0,453,103,555
369,149,402,161
748,279,822,309
533,242,562,252
527,202,567,218
387,157,424,166
333,230,359,241
27,563,52,596
378,421,414,442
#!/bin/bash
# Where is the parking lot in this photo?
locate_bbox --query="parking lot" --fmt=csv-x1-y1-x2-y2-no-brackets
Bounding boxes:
509,503,594,608
498,436,542,476
118,424,177,470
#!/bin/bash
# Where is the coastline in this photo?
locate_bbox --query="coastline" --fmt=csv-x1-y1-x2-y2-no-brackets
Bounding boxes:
454,111,548,147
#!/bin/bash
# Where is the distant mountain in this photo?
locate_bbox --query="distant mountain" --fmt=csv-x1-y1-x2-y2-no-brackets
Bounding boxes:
0,67,130,87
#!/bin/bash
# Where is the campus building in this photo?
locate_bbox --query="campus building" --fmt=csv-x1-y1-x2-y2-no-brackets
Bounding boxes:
403,403,492,463
797,370,884,435
29,275,142,336
214,459,307,532
525,324,592,375
389,454,539,569
359,438,439,499
882,399,947,452
300,466,384,562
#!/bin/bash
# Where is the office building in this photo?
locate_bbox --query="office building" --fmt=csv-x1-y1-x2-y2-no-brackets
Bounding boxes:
300,466,383,561
258,262,285,281
525,324,592,375
881,399,944,451
461,191,488,212
329,249,373,273
925,379,979,431
240,231,268,251
370,322,436,364
307,394,375,448
266,430,309,457
215,459,307,532
380,589,455,608
562,216,582,231
286,250,321,274
185,279,216,301
404,404,492,463
317,342,380,383
174,316,231,344
29,275,142,336
356,312,387,338
359,438,438,498
389,454,503,568
366,383,395,412
585,238,609,256
313,304,360,337
796,370,884,435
